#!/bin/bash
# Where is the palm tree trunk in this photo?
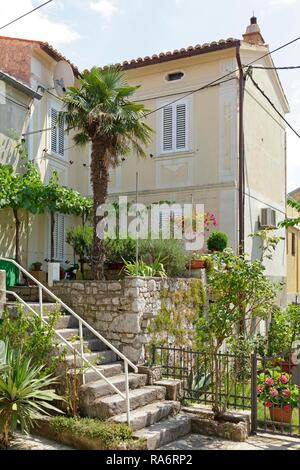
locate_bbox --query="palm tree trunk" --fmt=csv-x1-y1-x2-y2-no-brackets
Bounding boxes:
13,208,21,265
90,139,109,280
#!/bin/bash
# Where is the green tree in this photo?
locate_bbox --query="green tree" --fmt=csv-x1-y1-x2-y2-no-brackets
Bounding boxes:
59,66,153,279
0,162,44,264
280,198,300,228
42,172,92,261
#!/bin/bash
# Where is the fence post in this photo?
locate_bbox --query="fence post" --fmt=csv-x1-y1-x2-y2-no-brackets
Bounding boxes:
251,353,258,435
0,270,6,318
152,345,156,366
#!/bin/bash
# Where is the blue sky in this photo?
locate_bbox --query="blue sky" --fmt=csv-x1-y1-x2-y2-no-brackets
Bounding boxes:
2,0,300,190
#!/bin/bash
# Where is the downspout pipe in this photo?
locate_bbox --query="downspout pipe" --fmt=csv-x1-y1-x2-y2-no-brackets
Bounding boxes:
236,44,246,255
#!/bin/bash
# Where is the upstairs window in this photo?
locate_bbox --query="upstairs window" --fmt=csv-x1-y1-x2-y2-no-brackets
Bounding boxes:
166,72,184,82
161,100,189,154
49,107,64,157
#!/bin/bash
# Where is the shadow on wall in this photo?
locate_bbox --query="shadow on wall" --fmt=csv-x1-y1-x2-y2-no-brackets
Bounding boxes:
250,220,263,262
0,208,32,266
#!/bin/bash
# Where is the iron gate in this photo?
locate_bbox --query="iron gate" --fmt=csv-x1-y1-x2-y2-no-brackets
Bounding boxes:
151,346,300,438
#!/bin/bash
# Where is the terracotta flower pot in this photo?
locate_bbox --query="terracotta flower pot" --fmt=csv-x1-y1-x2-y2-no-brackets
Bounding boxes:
269,406,293,424
109,262,125,271
189,260,206,270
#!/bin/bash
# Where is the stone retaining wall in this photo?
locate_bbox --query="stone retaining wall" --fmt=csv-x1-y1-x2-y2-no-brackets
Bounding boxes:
51,277,202,364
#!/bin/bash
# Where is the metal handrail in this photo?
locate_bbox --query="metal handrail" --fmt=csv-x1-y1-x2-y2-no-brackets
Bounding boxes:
0,257,138,425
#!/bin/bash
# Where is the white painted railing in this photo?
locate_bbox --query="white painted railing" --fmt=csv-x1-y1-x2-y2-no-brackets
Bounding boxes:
0,257,138,425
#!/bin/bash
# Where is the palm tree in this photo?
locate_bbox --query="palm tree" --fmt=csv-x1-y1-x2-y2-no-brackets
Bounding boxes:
59,67,153,279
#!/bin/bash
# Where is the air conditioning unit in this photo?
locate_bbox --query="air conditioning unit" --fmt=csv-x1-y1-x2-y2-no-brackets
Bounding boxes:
260,208,277,229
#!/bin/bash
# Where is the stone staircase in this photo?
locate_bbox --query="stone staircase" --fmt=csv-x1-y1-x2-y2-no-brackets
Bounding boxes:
5,300,191,449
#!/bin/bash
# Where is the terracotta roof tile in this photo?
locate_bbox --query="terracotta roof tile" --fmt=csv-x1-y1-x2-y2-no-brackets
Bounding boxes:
121,38,240,70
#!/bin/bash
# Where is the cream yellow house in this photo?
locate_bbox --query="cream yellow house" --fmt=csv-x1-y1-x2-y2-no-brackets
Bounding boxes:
287,188,300,303
0,36,89,271
104,17,288,297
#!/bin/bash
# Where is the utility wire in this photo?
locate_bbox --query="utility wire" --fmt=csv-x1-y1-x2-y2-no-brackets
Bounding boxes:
0,0,54,31
250,65,300,70
248,72,300,139
144,33,300,117
22,32,300,136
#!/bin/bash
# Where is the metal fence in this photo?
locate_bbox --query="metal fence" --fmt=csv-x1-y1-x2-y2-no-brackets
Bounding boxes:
151,346,300,438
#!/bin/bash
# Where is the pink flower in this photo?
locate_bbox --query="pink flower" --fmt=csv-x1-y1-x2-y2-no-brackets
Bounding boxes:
283,389,291,398
279,375,289,385
283,405,291,413
265,378,275,387
257,386,264,394
265,401,273,408
270,388,279,398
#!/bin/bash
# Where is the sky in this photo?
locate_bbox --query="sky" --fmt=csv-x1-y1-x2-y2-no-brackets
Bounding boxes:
1,0,300,191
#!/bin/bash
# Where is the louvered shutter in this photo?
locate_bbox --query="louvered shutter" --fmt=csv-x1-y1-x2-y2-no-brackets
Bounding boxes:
176,103,187,150
51,213,65,261
163,106,173,152
58,121,64,156
50,108,58,154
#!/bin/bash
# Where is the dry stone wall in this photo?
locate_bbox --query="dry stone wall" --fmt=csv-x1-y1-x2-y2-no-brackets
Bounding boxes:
51,277,200,364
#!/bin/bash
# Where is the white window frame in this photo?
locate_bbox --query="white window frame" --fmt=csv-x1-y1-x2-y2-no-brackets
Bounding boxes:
159,98,190,156
47,99,66,159
48,213,65,262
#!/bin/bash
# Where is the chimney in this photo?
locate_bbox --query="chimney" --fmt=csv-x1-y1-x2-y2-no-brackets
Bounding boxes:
243,16,265,45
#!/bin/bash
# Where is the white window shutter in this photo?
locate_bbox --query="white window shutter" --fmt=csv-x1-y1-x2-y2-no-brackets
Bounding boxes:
50,108,58,154
162,106,173,152
50,213,65,261
176,103,187,150
58,121,64,156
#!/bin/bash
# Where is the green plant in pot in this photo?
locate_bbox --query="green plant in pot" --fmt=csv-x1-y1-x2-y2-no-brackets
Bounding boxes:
66,225,93,277
207,231,228,253
257,370,299,424
31,262,43,272
105,237,136,271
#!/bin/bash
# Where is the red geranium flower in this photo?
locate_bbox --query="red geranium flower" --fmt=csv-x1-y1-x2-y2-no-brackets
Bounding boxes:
283,389,291,398
265,378,275,387
257,386,264,394
265,401,273,408
279,375,289,385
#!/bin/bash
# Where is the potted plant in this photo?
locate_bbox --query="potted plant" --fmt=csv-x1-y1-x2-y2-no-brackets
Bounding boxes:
31,261,43,272
207,231,228,253
105,238,136,271
257,370,299,424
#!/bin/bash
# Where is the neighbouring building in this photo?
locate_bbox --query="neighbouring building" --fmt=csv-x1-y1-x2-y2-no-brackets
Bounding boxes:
287,187,300,303
0,36,89,271
105,16,288,300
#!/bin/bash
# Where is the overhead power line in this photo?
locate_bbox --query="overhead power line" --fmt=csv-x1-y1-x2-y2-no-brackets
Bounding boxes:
248,72,300,139
0,0,54,31
144,33,300,117
250,65,300,70
22,31,300,137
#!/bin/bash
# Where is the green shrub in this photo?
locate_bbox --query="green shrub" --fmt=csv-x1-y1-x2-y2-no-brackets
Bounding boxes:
207,231,228,253
0,343,62,448
50,417,134,448
139,238,188,277
0,307,64,376
268,305,300,357
123,259,167,278
105,237,136,264
66,225,93,275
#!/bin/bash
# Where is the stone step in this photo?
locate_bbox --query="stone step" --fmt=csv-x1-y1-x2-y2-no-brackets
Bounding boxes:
87,386,166,420
80,373,148,409
134,415,191,450
58,338,107,354
45,315,79,329
64,350,117,368
111,401,181,431
5,302,62,318
68,362,123,384
55,328,80,341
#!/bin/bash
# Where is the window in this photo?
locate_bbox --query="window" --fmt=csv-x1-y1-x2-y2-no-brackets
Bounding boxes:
49,214,65,261
292,233,296,257
166,72,184,82
49,106,64,157
161,100,188,154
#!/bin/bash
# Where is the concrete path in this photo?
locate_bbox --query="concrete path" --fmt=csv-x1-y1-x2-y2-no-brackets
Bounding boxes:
161,433,300,451
10,432,73,450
